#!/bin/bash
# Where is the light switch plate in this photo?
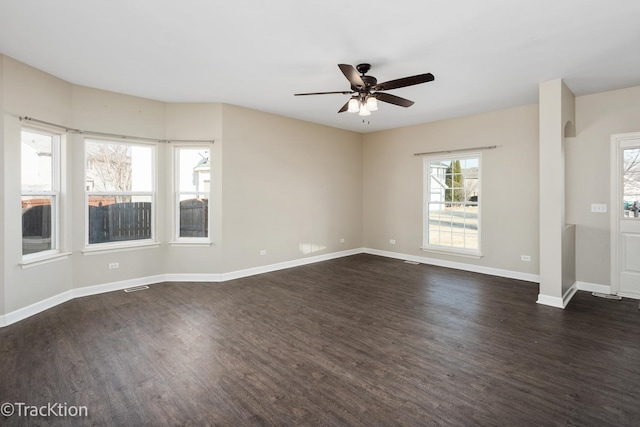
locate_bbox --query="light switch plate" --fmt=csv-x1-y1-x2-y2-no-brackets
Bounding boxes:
591,203,607,213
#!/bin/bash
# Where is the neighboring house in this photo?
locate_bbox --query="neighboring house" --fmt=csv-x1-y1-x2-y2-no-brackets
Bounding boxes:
429,162,448,209
193,155,210,195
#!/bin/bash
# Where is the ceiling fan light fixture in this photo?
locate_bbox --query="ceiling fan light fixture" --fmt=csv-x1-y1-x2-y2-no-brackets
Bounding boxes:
347,98,359,113
366,96,378,111
359,103,371,116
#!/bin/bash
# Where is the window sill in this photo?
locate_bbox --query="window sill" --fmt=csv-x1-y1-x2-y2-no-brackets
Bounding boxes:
420,247,483,259
20,251,72,269
168,241,213,247
82,241,161,256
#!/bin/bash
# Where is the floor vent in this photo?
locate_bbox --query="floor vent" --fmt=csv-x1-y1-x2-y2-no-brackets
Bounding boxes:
124,285,150,293
592,292,622,300
403,260,420,265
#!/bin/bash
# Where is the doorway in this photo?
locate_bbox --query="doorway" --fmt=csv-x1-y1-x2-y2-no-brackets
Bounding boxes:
611,132,640,299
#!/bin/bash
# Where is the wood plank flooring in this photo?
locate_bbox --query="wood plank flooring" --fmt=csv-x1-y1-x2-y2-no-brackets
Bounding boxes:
1,254,639,426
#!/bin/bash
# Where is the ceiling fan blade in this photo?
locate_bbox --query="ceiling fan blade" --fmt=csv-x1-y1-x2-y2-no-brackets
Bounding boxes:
338,64,366,88
375,92,415,108
338,100,350,113
294,91,353,96
373,73,435,91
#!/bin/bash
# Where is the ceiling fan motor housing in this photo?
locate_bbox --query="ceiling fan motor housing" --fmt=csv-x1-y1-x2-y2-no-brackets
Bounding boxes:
353,75,378,92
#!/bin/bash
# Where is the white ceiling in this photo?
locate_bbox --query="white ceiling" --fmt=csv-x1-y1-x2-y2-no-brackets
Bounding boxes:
1,0,639,133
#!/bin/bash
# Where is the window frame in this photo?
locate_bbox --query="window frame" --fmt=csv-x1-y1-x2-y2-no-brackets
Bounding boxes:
422,152,482,258
84,138,157,251
172,144,212,244
21,127,61,261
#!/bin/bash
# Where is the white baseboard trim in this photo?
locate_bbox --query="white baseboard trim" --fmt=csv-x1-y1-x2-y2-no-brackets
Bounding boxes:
164,249,365,283
536,293,564,308
563,282,578,307
576,281,611,294
4,289,74,326
1,249,364,327
537,282,577,309
2,274,168,327
163,273,223,282
71,275,167,299
363,248,540,283
218,248,364,282
2,246,545,327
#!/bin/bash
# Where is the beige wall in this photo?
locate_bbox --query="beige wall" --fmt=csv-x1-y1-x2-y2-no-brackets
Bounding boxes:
363,105,540,276
566,85,640,286
2,57,74,312
221,105,363,272
163,103,223,274
70,86,168,288
1,56,363,316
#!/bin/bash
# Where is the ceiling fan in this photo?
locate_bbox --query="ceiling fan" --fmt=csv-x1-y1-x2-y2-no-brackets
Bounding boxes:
294,63,435,116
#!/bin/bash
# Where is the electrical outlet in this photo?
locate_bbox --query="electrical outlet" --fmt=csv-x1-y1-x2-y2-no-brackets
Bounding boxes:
521,255,531,262
389,239,396,244
259,249,267,256
340,238,345,243
108,262,119,269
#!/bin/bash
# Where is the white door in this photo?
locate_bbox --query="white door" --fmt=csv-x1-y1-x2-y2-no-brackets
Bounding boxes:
611,132,640,299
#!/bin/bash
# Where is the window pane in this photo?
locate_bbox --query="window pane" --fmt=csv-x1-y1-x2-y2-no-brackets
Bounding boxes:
425,155,480,252
22,196,54,255
179,195,208,238
623,148,640,218
178,148,210,193
86,141,153,192
22,130,53,192
88,195,152,244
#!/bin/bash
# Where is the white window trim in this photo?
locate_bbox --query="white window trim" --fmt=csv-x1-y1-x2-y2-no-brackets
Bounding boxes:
172,144,212,244
20,251,72,269
84,138,157,251
422,152,482,257
21,127,62,262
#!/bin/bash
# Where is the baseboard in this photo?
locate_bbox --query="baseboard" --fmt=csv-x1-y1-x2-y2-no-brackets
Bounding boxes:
163,273,223,282
2,275,167,328
165,249,364,283
3,289,74,326
0,249,364,328
218,248,364,281
576,281,611,294
363,248,540,283
537,282,577,309
71,275,167,299
1,246,544,327
536,293,564,308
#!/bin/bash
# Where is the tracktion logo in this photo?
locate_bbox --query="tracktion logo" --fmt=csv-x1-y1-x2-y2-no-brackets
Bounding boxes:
1,402,88,418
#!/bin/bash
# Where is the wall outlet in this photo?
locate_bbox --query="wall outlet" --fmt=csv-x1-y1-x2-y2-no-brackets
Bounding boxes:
389,239,396,244
340,238,345,243
108,262,119,269
259,249,267,256
521,255,531,262
591,203,607,213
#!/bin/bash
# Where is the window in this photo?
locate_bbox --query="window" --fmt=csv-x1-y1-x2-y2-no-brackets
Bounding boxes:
21,129,60,257
623,148,640,218
85,139,155,246
174,146,210,241
423,154,481,256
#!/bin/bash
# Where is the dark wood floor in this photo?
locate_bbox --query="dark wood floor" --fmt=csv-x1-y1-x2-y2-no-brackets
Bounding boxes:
1,254,639,426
